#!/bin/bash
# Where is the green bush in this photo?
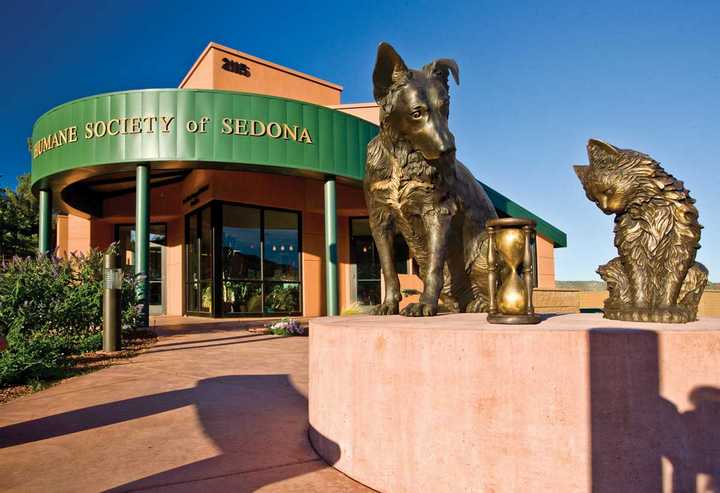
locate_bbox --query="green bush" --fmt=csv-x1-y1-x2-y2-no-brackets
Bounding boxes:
0,245,142,387
0,336,71,386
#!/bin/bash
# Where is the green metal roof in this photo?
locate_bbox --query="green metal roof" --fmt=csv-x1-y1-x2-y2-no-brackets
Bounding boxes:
481,182,567,247
31,88,376,188
30,88,566,247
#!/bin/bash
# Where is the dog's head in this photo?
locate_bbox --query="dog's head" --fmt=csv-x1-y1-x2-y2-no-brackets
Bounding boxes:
372,42,459,161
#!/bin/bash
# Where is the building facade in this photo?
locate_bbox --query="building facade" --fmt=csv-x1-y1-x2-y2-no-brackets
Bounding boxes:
30,42,566,319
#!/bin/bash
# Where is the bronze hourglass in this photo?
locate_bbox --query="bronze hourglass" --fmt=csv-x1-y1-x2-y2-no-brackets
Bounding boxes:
486,218,541,324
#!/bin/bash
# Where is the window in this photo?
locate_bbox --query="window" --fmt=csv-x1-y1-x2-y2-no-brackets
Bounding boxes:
350,218,411,306
117,224,166,314
221,205,262,314
219,204,301,315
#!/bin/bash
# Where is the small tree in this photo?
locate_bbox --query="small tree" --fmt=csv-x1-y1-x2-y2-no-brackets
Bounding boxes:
0,174,38,259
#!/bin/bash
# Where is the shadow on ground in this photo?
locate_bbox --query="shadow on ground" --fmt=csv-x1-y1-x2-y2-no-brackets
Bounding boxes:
0,374,341,492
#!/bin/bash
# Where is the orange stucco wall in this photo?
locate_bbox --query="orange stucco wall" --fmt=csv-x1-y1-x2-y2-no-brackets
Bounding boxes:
333,103,380,125
180,42,342,106
536,234,556,288
55,214,68,257
61,167,558,317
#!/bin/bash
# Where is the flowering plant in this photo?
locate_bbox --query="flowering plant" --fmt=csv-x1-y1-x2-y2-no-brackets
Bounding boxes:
266,317,306,336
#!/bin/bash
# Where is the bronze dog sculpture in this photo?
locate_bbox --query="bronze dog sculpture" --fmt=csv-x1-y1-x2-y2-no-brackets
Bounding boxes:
364,42,498,317
575,139,708,323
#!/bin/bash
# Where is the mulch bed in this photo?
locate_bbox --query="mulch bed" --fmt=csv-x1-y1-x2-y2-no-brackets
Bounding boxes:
0,329,158,405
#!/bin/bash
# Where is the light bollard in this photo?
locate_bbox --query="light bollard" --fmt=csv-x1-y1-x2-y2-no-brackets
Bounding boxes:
103,252,123,352
486,218,541,324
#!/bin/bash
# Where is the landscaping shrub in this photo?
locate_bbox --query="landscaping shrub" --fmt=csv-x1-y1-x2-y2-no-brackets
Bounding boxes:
0,336,72,386
266,317,306,336
0,245,142,387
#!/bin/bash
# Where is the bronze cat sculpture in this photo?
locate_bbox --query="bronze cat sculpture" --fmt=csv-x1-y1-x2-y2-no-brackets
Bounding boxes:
364,42,498,317
575,139,708,323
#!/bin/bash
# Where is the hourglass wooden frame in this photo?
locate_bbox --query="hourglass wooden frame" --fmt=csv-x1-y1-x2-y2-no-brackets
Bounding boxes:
486,218,541,324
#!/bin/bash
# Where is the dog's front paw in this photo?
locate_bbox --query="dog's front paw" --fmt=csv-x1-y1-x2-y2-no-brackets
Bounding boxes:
371,301,399,315
401,302,438,317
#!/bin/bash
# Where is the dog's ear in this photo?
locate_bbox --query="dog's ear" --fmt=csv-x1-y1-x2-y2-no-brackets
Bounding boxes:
423,59,459,88
373,42,409,102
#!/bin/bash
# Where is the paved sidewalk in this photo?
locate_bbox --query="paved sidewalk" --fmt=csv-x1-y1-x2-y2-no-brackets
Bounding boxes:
0,319,370,492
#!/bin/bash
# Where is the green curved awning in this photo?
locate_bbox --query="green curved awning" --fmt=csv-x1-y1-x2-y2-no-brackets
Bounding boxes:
31,88,378,189
30,87,565,247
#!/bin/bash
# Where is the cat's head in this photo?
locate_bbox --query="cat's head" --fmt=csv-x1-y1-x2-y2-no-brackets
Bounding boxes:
574,139,656,215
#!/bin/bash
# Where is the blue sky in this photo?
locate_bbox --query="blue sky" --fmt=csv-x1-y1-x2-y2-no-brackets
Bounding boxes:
1,0,718,280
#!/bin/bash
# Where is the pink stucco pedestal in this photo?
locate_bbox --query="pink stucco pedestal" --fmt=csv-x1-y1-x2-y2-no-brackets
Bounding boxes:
308,313,720,493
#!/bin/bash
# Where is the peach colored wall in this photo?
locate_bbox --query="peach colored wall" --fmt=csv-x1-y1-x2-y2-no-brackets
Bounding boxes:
338,216,351,309
180,43,342,106
56,215,68,257
333,103,380,125
165,218,183,316
310,313,720,492
303,212,325,317
67,214,92,254
536,234,556,288
66,167,560,317
64,215,114,254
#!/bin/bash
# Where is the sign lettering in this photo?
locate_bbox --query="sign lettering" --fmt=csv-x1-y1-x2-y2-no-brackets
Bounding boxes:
221,58,251,77
32,114,313,159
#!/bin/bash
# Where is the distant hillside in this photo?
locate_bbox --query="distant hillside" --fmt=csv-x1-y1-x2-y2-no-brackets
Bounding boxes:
557,281,720,291
556,281,606,291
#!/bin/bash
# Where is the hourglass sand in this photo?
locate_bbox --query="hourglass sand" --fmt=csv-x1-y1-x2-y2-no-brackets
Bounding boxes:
486,218,541,324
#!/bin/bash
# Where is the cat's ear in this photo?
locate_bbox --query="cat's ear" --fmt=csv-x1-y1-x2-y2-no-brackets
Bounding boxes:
373,42,409,102
587,139,620,162
423,59,459,89
574,165,589,186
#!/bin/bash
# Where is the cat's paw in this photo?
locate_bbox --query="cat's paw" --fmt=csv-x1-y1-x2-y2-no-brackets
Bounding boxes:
651,306,694,323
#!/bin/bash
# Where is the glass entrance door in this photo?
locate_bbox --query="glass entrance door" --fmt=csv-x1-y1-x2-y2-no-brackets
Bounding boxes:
184,202,302,317
117,224,167,315
221,205,301,315
185,205,214,314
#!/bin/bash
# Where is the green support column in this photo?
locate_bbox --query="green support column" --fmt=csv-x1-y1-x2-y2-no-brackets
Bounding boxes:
38,189,52,255
136,164,150,327
324,177,338,316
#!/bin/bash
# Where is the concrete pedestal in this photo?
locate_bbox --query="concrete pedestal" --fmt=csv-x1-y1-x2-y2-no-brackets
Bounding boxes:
308,313,720,493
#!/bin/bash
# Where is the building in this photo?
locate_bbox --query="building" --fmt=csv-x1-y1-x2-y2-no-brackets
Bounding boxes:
30,42,566,320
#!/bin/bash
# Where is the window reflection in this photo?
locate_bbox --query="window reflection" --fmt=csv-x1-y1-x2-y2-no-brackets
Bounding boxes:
263,210,300,282
218,204,301,315
117,224,166,311
222,205,261,280
350,218,410,306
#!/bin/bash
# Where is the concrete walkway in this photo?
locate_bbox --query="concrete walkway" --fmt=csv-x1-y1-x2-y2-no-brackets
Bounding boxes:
0,318,370,492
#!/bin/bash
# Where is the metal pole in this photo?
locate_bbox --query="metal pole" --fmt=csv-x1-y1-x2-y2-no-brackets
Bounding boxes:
103,251,121,351
324,177,338,316
38,189,52,255
136,164,150,327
